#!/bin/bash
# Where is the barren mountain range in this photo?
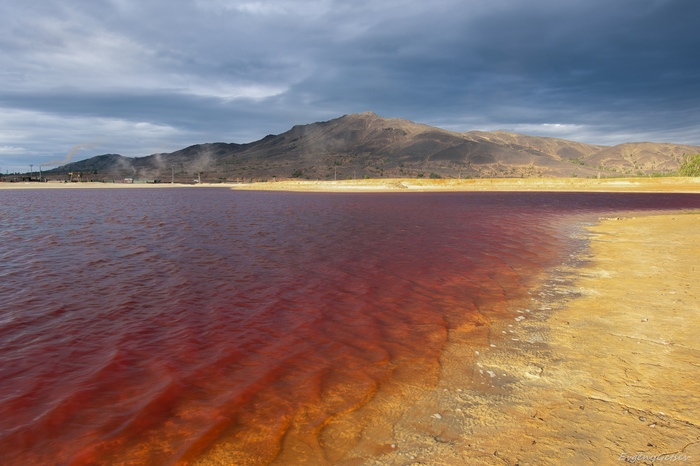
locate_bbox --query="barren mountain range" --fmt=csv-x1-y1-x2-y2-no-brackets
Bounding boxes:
46,112,700,182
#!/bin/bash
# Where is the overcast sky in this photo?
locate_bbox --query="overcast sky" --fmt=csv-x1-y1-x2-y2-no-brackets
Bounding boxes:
1,0,699,171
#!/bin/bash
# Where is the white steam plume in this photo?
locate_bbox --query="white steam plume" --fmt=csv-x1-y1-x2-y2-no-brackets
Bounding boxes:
40,143,94,167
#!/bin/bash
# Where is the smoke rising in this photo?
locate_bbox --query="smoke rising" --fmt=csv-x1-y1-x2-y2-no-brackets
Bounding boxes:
40,143,94,167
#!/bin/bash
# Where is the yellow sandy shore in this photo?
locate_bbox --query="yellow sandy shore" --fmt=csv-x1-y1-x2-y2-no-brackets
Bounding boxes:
2,177,700,192
337,212,699,466
227,177,700,193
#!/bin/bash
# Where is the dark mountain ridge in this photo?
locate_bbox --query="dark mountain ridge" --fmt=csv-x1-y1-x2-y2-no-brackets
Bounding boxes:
45,112,700,182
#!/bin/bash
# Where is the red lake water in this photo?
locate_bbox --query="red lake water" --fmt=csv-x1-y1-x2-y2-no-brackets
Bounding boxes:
1,189,699,464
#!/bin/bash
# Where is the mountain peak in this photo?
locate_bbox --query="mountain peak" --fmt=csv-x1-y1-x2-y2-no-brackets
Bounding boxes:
339,111,380,120
44,113,700,182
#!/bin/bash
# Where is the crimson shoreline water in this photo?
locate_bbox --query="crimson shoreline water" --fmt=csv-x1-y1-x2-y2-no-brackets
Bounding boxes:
1,189,699,464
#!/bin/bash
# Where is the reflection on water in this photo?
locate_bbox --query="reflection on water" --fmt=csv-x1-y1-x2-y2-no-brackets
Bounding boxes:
1,189,698,464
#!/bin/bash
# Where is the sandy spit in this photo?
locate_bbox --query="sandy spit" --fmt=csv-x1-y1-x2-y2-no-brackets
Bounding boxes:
2,177,700,192
226,177,700,193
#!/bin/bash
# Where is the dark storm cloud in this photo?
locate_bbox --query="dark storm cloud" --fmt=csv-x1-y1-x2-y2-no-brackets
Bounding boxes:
300,0,700,129
1,0,699,170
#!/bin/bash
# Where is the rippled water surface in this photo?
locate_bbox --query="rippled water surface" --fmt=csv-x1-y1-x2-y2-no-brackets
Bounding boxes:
1,189,699,464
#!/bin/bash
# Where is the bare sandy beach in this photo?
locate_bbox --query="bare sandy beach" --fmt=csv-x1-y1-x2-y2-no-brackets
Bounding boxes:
227,177,700,193
2,176,700,192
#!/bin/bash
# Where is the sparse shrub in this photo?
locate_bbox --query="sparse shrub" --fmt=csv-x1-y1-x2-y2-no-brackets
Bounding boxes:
292,169,303,178
429,172,441,179
678,154,700,176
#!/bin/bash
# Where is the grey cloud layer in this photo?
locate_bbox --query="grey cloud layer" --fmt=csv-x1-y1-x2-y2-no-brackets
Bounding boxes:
1,0,698,169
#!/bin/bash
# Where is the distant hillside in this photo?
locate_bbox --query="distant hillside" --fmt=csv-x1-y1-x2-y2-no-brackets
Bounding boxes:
44,112,700,182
